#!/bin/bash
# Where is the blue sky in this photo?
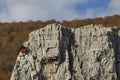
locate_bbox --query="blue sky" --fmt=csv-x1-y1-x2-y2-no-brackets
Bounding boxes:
0,0,119,22
75,0,110,13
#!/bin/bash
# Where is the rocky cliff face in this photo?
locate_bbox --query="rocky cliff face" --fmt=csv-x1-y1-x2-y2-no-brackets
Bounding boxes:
11,23,120,80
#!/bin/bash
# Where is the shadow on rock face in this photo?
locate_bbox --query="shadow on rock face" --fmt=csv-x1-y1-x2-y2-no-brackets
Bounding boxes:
107,28,120,80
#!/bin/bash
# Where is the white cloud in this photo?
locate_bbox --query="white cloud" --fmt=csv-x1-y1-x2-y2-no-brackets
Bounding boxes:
108,0,120,14
0,0,120,22
82,0,120,19
0,0,91,22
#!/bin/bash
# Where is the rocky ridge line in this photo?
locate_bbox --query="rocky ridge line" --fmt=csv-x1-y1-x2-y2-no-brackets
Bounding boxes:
11,23,120,80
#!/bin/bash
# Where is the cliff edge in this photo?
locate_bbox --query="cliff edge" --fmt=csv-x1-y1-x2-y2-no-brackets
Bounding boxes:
11,23,120,80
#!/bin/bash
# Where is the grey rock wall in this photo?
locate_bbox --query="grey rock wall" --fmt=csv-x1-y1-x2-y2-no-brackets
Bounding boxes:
11,23,120,80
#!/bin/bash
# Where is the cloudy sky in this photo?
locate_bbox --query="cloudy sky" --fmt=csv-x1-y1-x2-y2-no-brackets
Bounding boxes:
0,0,120,22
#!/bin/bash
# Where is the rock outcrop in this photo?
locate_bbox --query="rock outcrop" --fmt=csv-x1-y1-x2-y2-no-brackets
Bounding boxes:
11,23,120,80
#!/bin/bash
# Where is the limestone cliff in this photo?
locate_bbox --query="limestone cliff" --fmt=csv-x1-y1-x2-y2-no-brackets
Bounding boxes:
11,23,120,80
